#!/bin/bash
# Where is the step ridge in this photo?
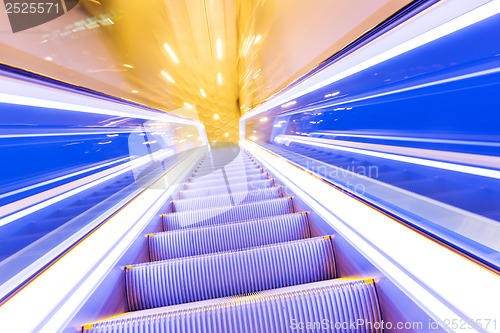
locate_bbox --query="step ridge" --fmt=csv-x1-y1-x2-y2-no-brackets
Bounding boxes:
178,179,274,199
126,236,336,310
172,186,283,212
190,168,263,181
163,196,294,231
195,160,257,171
149,212,310,260
84,279,382,333
194,162,261,172
184,173,268,189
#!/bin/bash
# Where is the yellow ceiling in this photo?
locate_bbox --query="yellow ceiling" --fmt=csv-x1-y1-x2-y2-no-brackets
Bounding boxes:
0,0,241,143
237,0,413,114
0,0,411,143
86,0,241,143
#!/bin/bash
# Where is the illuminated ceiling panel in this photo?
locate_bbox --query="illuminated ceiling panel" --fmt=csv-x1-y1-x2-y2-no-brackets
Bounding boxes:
0,0,240,143
96,0,240,143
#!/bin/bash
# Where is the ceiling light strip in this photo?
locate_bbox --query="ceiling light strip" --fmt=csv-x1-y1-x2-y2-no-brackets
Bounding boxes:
163,43,179,63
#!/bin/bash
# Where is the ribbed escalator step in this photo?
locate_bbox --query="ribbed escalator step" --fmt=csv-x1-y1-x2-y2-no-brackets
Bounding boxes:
84,279,381,333
194,160,256,172
149,212,310,260
126,236,335,310
194,164,257,174
198,155,253,164
178,179,274,199
185,173,268,189
163,197,294,230
172,187,282,212
195,161,259,170
190,168,263,182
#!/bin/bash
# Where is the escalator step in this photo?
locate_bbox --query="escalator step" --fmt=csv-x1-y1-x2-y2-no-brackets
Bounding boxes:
196,157,254,165
149,212,310,260
163,197,294,231
195,160,256,172
195,164,257,173
186,173,268,189
198,155,253,163
178,179,274,199
84,279,381,333
190,168,263,182
126,236,335,310
172,187,283,212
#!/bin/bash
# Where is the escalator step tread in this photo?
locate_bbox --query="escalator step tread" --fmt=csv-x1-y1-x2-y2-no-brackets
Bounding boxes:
190,168,263,181
185,174,268,189
84,279,382,333
149,212,310,260
195,158,255,167
172,186,283,212
126,236,336,310
194,164,258,173
163,197,294,231
195,161,260,170
178,179,274,199
195,160,256,171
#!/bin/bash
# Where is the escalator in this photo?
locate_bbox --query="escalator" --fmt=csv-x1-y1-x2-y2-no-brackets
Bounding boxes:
82,147,383,332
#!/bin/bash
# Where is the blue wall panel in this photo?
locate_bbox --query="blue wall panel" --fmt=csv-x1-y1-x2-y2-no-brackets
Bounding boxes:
243,10,500,269
0,74,204,302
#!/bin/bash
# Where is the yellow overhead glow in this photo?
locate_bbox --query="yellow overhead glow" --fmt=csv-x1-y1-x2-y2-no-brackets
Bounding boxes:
52,0,242,144
243,36,255,56
225,133,229,137
184,102,193,109
163,43,180,63
214,114,220,120
217,38,222,59
254,35,262,44
161,71,175,83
